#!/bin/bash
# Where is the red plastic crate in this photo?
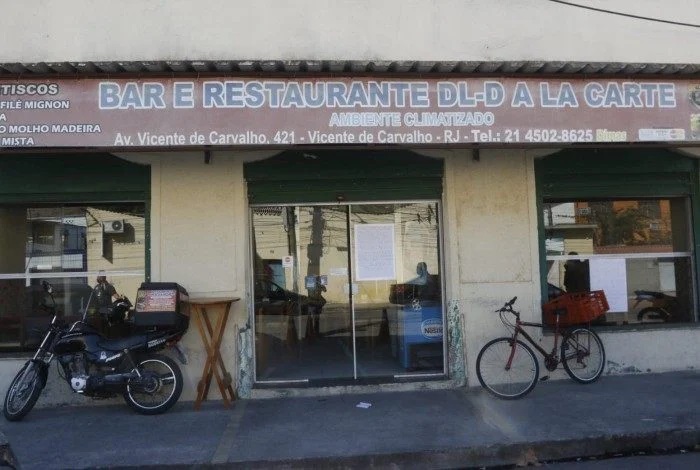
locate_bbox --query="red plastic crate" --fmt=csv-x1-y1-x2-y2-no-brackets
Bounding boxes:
542,290,609,327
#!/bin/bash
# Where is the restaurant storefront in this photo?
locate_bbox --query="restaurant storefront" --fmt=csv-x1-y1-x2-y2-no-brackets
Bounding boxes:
1,76,699,403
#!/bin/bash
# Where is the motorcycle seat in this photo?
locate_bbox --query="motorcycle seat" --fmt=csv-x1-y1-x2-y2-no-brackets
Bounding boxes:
634,290,666,299
97,333,152,352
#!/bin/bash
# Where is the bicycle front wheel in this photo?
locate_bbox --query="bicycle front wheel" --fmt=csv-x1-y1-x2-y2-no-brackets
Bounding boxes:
476,337,539,399
561,328,605,383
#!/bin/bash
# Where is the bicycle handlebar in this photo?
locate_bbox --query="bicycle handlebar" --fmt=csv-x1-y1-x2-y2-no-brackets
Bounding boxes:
495,296,518,313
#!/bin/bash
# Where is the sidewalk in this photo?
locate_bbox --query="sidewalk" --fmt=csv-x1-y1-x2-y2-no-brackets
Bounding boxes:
1,371,699,469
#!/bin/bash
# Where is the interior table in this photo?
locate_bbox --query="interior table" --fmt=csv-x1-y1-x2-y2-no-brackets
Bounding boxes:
187,297,240,409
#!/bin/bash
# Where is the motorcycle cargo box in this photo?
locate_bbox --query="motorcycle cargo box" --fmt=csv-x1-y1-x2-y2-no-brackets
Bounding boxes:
133,282,190,330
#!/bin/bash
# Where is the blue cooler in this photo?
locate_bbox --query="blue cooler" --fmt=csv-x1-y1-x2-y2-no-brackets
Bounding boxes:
395,302,443,370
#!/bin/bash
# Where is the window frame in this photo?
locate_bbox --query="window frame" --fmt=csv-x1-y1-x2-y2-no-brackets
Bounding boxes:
0,153,151,353
535,148,700,325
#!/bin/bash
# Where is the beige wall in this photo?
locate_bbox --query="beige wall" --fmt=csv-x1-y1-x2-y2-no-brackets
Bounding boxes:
1,1,698,64
442,149,544,386
143,151,249,400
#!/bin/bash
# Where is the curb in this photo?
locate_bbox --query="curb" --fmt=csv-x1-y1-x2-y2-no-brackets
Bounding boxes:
114,427,700,469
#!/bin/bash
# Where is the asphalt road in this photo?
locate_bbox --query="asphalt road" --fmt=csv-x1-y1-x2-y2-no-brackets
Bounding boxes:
540,450,700,469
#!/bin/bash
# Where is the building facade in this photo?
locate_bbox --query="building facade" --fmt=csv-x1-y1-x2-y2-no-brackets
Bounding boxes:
1,1,699,404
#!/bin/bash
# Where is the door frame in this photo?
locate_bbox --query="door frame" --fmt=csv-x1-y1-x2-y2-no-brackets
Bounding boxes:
249,199,448,385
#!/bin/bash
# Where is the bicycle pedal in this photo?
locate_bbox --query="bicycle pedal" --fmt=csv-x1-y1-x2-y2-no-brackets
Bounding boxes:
539,375,550,381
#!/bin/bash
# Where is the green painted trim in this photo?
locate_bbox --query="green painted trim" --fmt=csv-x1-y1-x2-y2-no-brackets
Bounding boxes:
144,168,152,282
245,149,443,204
0,153,149,203
0,192,148,204
248,178,442,204
535,176,549,304
689,169,700,322
536,148,696,200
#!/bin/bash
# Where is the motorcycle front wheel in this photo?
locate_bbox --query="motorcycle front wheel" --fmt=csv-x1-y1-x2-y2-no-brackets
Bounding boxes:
3,361,43,421
123,354,183,415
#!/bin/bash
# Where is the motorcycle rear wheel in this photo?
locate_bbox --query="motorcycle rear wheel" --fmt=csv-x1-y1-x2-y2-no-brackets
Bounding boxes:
123,354,183,415
637,307,668,323
3,361,43,421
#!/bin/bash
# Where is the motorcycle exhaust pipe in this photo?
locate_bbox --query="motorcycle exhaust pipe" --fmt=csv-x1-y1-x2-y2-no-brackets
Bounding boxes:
102,371,138,385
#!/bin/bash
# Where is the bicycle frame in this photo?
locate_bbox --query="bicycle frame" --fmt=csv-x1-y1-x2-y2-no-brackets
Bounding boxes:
503,310,564,369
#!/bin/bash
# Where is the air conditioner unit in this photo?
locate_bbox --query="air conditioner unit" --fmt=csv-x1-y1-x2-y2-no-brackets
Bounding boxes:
103,220,125,234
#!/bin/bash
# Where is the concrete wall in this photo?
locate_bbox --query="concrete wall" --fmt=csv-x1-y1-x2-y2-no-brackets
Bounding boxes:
443,149,543,386
1,1,698,64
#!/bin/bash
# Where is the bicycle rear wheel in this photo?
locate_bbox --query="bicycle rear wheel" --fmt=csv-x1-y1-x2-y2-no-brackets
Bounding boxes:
476,337,539,399
561,328,605,383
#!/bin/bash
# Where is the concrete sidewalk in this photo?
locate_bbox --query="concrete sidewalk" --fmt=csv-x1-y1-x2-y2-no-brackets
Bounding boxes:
1,371,699,469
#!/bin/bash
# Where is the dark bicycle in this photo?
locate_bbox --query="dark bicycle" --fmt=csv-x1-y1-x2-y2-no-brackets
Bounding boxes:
476,296,605,399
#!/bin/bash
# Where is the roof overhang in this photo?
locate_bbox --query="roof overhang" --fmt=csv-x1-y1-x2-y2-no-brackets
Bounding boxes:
1,60,699,77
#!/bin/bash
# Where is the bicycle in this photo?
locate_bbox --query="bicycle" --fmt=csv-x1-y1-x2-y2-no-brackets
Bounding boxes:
476,296,605,399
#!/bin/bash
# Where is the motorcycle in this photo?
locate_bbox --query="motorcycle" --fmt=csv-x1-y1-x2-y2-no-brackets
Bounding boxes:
3,280,188,421
633,289,678,323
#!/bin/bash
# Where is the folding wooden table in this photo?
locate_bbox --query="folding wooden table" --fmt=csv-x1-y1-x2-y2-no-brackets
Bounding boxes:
187,297,240,409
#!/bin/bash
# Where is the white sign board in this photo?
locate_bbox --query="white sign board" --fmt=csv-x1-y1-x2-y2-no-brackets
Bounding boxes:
282,255,294,268
589,258,628,312
353,224,396,281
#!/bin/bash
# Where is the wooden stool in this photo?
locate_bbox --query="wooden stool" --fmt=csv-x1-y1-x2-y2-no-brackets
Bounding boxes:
187,297,240,409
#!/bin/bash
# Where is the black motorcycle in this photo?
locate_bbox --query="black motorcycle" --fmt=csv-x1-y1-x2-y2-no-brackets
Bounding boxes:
3,280,188,421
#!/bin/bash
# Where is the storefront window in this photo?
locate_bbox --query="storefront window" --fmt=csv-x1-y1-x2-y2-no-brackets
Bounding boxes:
0,204,146,351
543,198,696,325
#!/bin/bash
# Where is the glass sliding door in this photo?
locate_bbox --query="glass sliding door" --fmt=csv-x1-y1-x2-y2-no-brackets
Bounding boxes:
252,206,353,382
251,201,445,383
350,203,444,378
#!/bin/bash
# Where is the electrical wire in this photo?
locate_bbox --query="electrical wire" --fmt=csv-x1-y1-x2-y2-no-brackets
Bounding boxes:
546,0,700,29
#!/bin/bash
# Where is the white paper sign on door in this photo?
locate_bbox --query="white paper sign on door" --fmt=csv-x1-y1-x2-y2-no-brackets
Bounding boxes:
353,224,396,281
589,258,628,312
